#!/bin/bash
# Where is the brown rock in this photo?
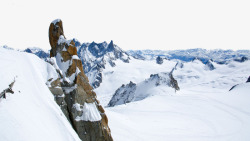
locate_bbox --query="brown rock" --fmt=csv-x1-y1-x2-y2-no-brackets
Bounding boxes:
67,59,82,77
61,51,71,62
48,19,113,141
67,44,78,55
49,19,65,57
97,105,105,113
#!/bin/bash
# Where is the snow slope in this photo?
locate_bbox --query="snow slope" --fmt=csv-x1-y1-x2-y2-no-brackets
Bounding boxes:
94,55,250,141
0,48,80,141
107,84,250,141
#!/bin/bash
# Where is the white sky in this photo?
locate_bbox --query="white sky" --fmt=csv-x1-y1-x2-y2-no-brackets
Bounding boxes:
0,0,250,51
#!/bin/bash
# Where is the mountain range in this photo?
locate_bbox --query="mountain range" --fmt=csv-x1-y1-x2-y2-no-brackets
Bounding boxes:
7,41,248,90
1,36,250,141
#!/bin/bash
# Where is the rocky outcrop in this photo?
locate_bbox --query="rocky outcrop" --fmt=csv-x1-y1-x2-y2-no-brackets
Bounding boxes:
229,84,239,91
156,56,163,64
234,56,248,63
173,61,184,70
205,60,215,71
108,72,180,107
48,19,112,141
169,73,180,91
149,73,180,91
107,81,136,107
0,79,15,99
247,76,250,83
229,76,250,91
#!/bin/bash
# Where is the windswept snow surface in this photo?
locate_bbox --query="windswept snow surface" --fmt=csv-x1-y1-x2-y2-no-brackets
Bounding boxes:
94,56,250,141
0,48,80,141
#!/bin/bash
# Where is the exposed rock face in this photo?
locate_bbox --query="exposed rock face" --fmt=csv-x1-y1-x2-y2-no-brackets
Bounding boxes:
246,76,250,83
107,81,136,107
48,19,112,141
108,72,180,107
149,73,180,91
173,61,184,70
229,84,239,91
229,76,250,91
0,79,15,99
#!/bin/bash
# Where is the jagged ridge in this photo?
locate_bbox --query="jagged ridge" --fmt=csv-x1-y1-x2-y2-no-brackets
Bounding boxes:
76,40,130,88
108,72,179,107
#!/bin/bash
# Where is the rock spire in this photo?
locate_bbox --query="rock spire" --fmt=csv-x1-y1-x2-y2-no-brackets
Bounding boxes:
48,19,113,141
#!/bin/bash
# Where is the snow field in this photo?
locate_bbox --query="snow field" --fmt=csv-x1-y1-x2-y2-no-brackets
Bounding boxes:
0,48,81,141
95,56,250,141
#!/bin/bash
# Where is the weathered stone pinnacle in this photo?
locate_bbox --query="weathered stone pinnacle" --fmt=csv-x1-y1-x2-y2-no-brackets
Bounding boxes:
48,19,113,141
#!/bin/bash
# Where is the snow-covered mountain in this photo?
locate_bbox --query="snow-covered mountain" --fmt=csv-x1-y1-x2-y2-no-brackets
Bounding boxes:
24,47,49,60
75,40,130,88
1,45,15,50
108,72,179,107
23,44,249,89
3,34,250,141
1,43,250,141
1,46,50,60
127,48,250,63
102,55,250,141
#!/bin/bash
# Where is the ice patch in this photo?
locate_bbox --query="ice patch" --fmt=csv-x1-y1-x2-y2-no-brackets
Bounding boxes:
75,102,101,122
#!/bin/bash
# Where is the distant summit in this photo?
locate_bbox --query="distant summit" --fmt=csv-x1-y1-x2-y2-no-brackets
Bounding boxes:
127,49,250,63
156,56,164,64
76,40,130,88
24,47,49,60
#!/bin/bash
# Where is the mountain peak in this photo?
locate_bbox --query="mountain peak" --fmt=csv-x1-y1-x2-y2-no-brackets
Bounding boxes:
107,40,114,52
